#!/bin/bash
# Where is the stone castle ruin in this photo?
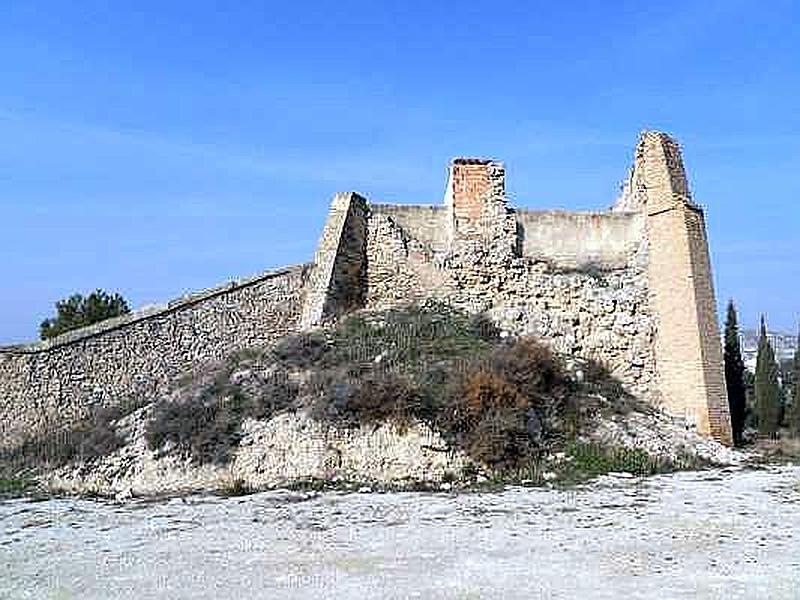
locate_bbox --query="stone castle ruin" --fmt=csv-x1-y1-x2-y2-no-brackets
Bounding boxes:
0,131,733,448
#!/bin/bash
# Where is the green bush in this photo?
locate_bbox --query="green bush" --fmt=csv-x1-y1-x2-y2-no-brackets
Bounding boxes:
561,442,675,482
320,301,497,372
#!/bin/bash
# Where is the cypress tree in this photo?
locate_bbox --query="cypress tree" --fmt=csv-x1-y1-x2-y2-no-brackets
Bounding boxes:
755,316,781,439
788,328,800,437
723,300,747,445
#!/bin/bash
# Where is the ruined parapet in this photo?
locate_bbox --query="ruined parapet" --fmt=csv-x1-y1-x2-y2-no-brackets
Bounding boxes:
625,131,733,444
300,192,368,329
514,210,645,270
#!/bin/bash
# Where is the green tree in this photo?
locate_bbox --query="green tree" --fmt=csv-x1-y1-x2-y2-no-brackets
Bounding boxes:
754,315,782,439
40,290,130,340
723,300,747,445
788,329,800,437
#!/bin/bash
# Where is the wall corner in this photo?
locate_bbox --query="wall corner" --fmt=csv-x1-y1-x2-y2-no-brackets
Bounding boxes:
300,192,369,329
635,131,733,445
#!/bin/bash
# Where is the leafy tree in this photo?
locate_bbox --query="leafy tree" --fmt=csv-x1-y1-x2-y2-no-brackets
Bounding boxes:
723,300,747,445
40,290,130,340
754,315,782,439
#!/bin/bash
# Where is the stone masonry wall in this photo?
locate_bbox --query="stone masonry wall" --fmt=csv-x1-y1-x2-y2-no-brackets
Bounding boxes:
361,160,658,401
300,192,368,329
363,207,657,400
328,138,731,443
0,266,309,450
369,204,449,254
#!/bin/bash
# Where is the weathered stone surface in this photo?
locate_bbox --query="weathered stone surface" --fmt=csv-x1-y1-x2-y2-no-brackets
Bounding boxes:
616,132,732,443
300,192,368,329
43,410,473,496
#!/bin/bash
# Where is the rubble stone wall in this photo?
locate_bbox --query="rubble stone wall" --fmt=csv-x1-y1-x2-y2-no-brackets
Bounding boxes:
0,266,309,449
368,204,449,253
362,205,657,401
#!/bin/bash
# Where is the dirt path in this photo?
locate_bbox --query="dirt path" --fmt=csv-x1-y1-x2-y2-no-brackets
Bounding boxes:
2,465,799,599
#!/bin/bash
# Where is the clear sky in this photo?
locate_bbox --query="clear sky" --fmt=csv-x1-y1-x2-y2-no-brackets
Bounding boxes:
1,0,798,344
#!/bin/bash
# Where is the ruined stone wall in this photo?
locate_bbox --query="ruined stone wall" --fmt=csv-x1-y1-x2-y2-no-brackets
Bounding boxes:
0,266,309,449
0,130,732,449
363,182,657,401
329,137,731,443
369,204,449,253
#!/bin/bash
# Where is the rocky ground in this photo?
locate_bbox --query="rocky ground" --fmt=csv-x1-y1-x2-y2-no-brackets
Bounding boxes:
41,408,474,497
3,464,799,599
37,400,745,498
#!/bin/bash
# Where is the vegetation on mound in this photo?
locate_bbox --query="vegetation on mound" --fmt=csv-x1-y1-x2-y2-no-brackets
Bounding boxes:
142,301,641,474
4,301,676,487
0,398,151,494
0,476,34,497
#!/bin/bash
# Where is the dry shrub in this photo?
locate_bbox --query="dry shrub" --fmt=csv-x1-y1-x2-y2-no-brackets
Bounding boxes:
309,368,425,430
447,370,535,467
487,338,567,402
1,404,131,472
273,333,327,368
293,310,580,471
439,337,573,468
307,336,576,469
146,396,240,465
458,370,528,428
145,374,299,465
466,406,533,467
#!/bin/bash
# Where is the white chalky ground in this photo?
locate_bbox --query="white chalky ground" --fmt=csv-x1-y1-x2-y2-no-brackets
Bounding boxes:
2,465,799,599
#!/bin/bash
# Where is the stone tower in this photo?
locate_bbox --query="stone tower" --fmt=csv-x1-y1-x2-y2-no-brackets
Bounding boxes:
618,131,733,444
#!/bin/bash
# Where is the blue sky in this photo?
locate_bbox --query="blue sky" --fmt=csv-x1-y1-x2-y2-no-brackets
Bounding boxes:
1,0,798,343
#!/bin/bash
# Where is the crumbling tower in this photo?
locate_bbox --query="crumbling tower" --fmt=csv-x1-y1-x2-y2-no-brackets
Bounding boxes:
618,131,733,444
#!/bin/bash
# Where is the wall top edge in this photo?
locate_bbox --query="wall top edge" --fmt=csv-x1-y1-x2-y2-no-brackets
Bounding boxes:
514,208,642,218
369,203,445,211
0,263,310,355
